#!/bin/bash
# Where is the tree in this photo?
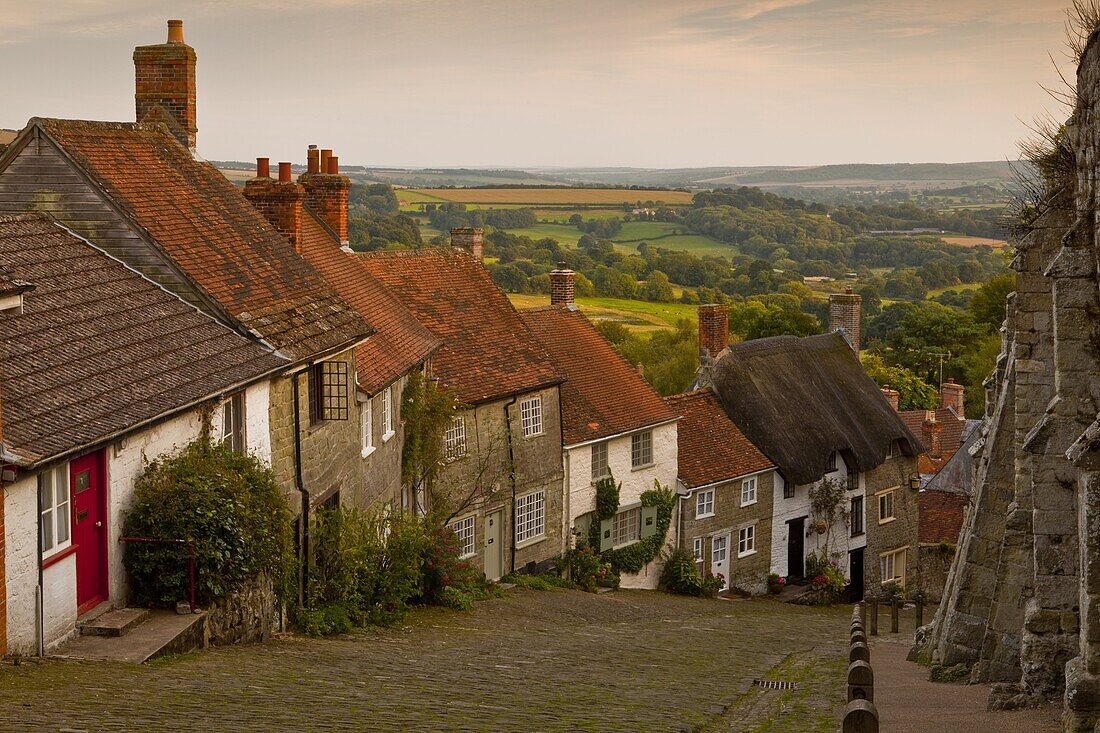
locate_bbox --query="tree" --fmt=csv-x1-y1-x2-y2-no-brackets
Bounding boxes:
860,353,938,410
969,272,1015,331
640,270,675,302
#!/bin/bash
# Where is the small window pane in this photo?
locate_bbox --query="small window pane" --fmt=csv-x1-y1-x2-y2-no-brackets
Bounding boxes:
591,442,609,482
631,431,653,467
516,491,545,543
521,397,543,437
449,515,476,558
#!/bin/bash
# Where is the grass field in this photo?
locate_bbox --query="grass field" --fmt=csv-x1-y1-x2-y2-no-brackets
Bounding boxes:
509,294,696,332
497,220,737,258
927,282,982,297
940,235,1008,248
411,188,694,205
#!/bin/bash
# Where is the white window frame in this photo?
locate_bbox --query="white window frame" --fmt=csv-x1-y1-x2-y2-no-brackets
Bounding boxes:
444,415,467,460
612,506,641,548
880,547,907,586
631,430,653,469
737,524,756,558
878,488,896,524
515,491,546,545
711,534,728,564
591,441,610,483
740,477,758,507
696,489,714,518
693,537,704,563
219,392,245,451
381,386,395,442
887,440,901,459
360,398,374,458
40,464,71,558
520,396,543,438
450,515,477,559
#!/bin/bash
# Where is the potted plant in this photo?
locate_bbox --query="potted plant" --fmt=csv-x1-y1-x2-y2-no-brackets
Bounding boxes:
767,573,787,595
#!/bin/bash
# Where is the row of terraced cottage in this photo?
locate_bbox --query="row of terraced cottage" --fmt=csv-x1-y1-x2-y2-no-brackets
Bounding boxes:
0,21,954,656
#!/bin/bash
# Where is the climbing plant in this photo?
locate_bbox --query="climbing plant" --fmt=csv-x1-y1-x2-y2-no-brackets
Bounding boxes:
587,481,676,575
808,477,850,561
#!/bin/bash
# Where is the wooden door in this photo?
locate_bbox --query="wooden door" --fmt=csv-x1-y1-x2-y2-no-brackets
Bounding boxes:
849,548,865,602
711,534,730,590
484,509,503,581
787,517,806,581
71,451,107,614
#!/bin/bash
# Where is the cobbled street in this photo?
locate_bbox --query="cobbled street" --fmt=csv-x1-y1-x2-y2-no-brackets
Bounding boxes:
0,589,848,732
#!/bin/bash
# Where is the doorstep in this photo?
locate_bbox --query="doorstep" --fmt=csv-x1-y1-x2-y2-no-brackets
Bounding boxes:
54,610,207,664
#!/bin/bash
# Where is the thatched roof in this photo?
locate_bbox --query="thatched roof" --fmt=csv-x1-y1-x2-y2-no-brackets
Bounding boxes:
712,332,922,485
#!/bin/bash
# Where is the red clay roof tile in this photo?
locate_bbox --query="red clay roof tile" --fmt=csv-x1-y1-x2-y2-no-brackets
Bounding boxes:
664,390,774,489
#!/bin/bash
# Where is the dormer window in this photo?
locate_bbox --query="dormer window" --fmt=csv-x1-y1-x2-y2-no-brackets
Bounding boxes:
827,451,838,472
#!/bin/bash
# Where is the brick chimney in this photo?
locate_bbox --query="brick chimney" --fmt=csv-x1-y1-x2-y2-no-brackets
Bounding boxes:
698,303,729,359
550,262,575,306
451,227,483,261
881,385,900,411
299,146,351,244
829,286,862,354
940,377,965,416
243,159,305,251
922,410,943,459
134,20,198,150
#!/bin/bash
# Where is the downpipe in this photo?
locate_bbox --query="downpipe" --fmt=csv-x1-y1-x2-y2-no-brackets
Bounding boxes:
503,395,519,575
292,370,310,609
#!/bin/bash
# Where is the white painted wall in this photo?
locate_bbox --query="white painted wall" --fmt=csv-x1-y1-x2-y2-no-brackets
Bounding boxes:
564,421,678,589
769,453,867,581
244,380,272,464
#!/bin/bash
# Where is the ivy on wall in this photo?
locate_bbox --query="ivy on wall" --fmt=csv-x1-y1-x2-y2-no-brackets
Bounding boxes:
586,478,675,575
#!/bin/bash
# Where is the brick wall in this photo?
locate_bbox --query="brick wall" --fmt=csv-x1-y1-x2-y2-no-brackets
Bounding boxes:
549,266,575,306
300,172,350,243
828,289,861,353
697,304,729,358
243,178,304,251
133,21,197,149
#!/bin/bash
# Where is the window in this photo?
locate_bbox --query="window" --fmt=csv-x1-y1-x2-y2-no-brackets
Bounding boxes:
846,470,858,491
693,537,704,563
450,515,476,559
220,392,245,452
520,396,543,437
40,464,71,556
711,535,728,564
781,474,794,499
737,524,756,557
381,386,394,441
516,491,545,544
360,398,374,457
851,496,865,536
878,489,896,523
612,507,641,546
444,415,467,460
887,440,901,459
827,451,838,472
631,430,653,468
880,547,907,585
309,361,350,423
591,442,609,482
696,489,714,518
741,477,757,506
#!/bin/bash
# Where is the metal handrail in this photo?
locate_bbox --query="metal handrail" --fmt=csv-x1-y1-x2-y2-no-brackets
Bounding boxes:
118,536,196,613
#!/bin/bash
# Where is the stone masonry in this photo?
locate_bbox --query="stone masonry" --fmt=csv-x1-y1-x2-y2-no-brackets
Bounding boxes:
922,29,1100,726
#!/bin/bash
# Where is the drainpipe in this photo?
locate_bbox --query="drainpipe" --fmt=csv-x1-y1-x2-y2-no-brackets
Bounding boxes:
35,472,44,657
677,494,685,554
292,371,310,609
503,395,519,575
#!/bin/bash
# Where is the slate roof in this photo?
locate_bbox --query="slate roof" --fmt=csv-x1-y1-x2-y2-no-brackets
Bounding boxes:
712,332,923,486
919,489,969,544
34,118,371,360
297,212,441,394
360,249,563,405
664,389,773,489
0,213,288,466
519,305,676,445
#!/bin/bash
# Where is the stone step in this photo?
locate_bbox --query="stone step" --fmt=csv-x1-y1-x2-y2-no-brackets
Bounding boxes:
79,607,151,637
57,610,206,663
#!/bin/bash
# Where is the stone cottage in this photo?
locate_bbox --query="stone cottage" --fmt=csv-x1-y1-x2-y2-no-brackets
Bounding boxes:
519,268,678,589
0,213,287,655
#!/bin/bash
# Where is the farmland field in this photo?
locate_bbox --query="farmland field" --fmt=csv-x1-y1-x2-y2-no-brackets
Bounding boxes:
410,187,694,205
509,293,697,332
940,235,1008,248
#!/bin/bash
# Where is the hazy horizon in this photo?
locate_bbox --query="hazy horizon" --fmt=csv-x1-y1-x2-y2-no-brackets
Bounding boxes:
0,0,1073,169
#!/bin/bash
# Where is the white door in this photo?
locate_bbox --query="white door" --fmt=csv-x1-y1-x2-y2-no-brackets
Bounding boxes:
711,534,730,590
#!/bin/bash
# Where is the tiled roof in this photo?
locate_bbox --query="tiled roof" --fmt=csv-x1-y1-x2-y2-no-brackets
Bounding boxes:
35,118,371,360
298,212,441,394
899,407,967,474
664,390,773,489
359,249,563,405
519,305,676,445
919,489,969,544
0,213,288,466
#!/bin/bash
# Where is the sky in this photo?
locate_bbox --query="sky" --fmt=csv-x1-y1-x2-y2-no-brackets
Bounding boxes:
0,0,1075,168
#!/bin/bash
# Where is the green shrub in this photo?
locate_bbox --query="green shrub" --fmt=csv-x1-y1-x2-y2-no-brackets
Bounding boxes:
501,572,574,591
594,476,620,520
566,543,611,592
122,439,294,608
440,586,474,610
660,549,704,596
601,483,675,574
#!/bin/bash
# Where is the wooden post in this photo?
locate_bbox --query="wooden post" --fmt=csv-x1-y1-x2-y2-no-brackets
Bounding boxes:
870,601,878,636
847,660,874,702
849,642,870,664
890,598,899,634
843,699,879,732
916,596,924,628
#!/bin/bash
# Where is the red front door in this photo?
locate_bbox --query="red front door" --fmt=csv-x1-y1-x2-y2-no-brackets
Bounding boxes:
71,451,107,614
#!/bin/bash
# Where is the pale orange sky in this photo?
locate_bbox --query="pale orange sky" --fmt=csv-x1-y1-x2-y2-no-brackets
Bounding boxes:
0,0,1074,167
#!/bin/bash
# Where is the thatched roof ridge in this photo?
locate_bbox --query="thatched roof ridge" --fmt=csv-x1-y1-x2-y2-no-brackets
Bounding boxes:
712,332,922,485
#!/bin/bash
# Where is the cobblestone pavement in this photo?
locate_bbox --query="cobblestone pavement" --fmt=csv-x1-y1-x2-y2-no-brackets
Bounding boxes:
0,589,849,732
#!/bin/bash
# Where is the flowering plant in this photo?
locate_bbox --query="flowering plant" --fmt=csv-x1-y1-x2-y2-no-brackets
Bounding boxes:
767,573,787,594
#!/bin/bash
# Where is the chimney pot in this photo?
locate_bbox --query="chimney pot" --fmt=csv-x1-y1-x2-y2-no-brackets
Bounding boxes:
940,377,966,415
307,147,320,174
328,156,339,175
278,162,292,183
320,149,332,173
256,157,269,178
167,19,184,44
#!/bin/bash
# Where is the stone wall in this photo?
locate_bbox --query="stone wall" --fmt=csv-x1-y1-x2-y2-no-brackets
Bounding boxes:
864,454,920,593
918,543,958,604
204,573,276,647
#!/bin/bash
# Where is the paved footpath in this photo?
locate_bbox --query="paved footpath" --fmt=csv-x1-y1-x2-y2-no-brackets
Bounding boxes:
0,589,850,733
873,639,1062,732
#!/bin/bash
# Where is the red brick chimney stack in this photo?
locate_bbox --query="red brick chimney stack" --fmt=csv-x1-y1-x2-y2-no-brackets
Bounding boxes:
828,286,862,355
549,262,575,306
451,227,484,261
134,19,198,150
243,158,305,252
922,410,943,459
698,303,729,359
299,146,351,244
941,377,965,416
881,385,900,411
